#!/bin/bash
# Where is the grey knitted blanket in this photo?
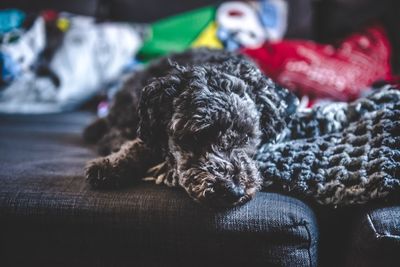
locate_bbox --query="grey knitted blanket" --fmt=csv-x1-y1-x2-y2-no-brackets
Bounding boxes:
257,86,400,206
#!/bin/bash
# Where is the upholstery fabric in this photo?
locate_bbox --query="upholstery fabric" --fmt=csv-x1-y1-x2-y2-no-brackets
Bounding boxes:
345,206,400,267
0,112,318,267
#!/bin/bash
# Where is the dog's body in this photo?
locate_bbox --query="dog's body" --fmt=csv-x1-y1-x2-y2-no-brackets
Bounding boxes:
83,49,268,156
85,48,400,207
85,48,298,207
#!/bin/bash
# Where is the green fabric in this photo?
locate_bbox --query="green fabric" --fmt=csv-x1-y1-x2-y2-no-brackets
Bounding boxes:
138,6,216,62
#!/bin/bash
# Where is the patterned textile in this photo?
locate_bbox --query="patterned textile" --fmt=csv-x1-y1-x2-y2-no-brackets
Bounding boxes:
257,86,400,206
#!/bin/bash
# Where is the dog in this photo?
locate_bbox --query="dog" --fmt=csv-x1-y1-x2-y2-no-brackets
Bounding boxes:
84,48,400,208
84,48,298,207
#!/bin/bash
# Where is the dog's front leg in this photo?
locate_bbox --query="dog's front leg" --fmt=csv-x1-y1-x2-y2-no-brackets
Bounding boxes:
85,138,158,189
143,154,179,187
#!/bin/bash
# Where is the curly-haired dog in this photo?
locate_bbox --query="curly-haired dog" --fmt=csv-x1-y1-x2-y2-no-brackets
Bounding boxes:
83,49,267,156
85,48,400,207
85,48,298,207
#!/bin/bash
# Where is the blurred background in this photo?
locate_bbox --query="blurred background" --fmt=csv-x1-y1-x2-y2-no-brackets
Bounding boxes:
0,0,398,115
0,2,399,266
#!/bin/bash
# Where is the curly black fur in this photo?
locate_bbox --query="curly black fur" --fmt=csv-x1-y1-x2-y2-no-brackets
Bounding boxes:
84,48,400,208
85,48,297,207
83,48,261,155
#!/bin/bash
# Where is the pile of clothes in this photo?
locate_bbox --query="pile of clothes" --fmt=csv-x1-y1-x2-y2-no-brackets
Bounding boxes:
138,0,397,107
0,9,143,113
0,0,398,114
138,0,289,60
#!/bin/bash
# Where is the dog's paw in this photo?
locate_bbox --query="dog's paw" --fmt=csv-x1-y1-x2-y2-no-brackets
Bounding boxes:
85,158,124,189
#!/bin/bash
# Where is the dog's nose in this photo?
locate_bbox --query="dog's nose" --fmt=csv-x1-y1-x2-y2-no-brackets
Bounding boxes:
211,180,246,206
224,186,245,202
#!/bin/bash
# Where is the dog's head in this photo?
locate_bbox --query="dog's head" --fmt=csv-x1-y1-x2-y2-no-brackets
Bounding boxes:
139,55,297,207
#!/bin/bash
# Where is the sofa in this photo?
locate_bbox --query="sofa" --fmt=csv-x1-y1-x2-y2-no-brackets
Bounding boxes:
0,1,399,266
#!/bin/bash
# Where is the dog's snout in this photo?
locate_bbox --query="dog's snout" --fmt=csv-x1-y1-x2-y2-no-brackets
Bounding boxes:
215,181,245,203
225,186,245,202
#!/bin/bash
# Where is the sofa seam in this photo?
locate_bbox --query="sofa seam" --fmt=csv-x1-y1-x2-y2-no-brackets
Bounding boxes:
366,213,400,240
268,222,315,267
302,223,315,267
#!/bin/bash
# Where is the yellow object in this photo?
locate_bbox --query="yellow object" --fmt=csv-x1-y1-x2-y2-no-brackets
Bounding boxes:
56,18,70,32
191,22,223,49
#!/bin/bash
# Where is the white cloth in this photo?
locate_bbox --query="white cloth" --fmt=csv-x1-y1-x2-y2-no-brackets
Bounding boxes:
216,0,288,48
0,17,46,74
0,15,143,113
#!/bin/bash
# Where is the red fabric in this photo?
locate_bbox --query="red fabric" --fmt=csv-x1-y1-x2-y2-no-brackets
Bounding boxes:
242,25,393,101
41,10,59,22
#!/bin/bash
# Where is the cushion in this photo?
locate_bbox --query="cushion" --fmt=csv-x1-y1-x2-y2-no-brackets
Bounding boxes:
0,112,318,267
345,205,400,266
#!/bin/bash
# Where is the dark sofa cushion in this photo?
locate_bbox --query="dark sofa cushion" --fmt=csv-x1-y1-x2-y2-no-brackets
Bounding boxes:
345,206,400,267
0,112,318,267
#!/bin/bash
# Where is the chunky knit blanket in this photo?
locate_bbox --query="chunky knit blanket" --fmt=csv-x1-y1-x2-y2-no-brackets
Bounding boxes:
257,86,400,206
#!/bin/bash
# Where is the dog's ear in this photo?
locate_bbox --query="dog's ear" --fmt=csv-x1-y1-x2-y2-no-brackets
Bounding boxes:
137,71,185,147
169,87,231,144
259,80,299,143
228,60,298,143
248,76,299,143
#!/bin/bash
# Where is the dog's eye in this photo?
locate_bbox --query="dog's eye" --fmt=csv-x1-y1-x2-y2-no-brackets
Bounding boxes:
193,127,218,142
176,127,216,151
216,165,225,173
242,134,250,144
